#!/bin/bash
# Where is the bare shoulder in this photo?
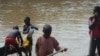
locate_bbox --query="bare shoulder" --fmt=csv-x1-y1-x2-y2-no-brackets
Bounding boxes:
50,36,56,40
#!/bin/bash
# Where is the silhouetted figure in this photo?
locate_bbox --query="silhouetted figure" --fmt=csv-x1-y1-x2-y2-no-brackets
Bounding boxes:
88,6,100,56
23,17,38,56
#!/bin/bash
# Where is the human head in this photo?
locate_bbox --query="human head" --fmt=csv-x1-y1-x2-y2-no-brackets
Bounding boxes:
93,6,100,15
13,25,19,30
24,16,30,25
43,24,52,38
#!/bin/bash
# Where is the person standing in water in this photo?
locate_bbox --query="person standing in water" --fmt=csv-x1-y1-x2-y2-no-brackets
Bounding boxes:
35,24,62,56
4,26,23,56
23,16,38,56
88,6,100,56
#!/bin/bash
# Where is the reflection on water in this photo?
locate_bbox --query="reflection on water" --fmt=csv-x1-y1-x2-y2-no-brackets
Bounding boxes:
0,0,100,56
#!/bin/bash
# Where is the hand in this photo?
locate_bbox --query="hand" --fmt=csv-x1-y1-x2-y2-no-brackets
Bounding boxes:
61,48,68,52
35,27,38,30
92,18,95,23
21,41,23,47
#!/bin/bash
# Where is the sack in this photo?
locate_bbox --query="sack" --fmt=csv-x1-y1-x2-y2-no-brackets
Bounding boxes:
22,38,29,48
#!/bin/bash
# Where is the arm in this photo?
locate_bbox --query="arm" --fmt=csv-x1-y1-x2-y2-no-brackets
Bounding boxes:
88,17,95,30
53,38,60,51
18,32,23,46
33,26,38,30
23,25,29,34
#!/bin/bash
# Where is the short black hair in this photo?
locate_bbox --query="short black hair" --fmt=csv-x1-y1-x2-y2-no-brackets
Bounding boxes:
13,25,19,30
24,16,30,22
93,6,100,14
43,24,52,34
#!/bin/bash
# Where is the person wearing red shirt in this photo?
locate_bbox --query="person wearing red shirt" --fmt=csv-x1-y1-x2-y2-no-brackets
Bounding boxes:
4,26,23,56
89,6,100,56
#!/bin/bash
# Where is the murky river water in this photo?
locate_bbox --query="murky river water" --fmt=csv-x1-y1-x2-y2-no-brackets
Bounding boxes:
0,0,100,56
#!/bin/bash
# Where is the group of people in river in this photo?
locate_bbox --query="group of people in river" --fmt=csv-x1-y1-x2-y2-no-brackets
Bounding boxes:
3,16,65,56
1,5,100,56
4,17,38,56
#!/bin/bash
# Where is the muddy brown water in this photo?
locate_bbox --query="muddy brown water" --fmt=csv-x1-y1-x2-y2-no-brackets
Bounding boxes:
0,0,100,56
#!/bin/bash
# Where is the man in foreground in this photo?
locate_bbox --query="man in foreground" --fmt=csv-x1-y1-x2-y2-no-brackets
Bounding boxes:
35,24,63,56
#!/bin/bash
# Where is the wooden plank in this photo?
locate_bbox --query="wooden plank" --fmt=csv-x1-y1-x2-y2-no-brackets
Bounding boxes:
47,48,67,56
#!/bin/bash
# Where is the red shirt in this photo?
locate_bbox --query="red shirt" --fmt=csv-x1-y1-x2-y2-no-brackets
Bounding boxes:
89,16,100,38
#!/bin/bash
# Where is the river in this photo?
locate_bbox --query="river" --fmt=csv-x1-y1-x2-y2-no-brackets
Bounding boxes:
0,0,100,56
